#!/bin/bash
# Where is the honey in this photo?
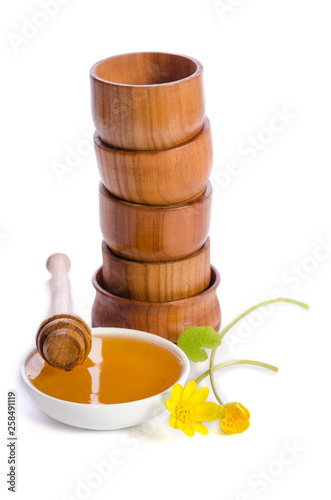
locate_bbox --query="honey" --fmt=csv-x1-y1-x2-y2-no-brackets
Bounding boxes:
26,335,183,404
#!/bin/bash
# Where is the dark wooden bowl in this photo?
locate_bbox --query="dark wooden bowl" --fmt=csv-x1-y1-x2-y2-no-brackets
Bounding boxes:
90,52,205,150
91,265,221,343
102,238,211,302
94,118,213,206
99,181,212,262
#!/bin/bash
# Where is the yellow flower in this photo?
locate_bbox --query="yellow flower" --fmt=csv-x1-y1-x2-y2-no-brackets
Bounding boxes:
165,381,219,437
218,402,250,434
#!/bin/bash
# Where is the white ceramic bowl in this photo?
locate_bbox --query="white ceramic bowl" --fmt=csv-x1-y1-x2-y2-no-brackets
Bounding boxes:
21,327,190,430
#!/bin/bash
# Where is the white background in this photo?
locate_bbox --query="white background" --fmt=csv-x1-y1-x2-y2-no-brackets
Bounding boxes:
1,0,330,498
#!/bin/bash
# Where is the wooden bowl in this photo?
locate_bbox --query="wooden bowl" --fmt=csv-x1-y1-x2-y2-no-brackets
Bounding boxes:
90,52,205,151
99,181,212,262
94,118,213,206
102,238,211,302
91,266,221,343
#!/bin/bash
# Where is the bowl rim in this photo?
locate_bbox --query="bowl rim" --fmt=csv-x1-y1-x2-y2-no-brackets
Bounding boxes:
100,180,212,210
93,117,211,155
93,265,220,307
102,237,210,267
21,327,190,409
90,51,203,89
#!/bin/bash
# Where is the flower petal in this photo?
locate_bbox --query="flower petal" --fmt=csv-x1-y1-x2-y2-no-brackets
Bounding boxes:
170,383,183,402
235,419,250,434
191,421,209,436
182,424,195,437
218,402,251,434
220,421,234,434
181,381,198,402
165,399,178,416
177,419,186,431
169,416,178,429
189,386,209,405
237,404,250,419
195,401,220,422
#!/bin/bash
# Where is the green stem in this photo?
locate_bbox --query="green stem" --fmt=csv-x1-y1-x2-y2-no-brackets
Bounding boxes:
206,297,308,404
209,348,223,405
219,297,309,341
195,359,279,385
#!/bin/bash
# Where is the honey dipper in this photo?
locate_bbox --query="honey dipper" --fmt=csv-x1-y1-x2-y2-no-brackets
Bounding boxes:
36,253,92,370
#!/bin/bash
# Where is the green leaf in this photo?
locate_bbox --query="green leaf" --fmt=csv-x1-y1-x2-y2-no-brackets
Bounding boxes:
177,326,222,362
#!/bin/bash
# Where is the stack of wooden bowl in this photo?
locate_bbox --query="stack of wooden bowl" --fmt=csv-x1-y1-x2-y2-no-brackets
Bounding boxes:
90,52,221,342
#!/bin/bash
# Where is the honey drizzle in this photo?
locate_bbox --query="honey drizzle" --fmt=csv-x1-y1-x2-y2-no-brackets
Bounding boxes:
26,335,183,404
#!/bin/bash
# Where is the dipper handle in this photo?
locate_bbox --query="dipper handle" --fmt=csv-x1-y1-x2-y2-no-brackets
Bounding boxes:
36,254,92,370
46,253,72,315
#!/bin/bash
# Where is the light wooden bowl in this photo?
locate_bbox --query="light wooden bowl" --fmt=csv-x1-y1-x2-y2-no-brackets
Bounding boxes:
99,181,212,262
94,118,213,206
91,266,221,343
102,238,211,302
90,52,205,151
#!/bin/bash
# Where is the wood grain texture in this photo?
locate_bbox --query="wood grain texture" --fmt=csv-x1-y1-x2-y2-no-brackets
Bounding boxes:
94,118,213,205
36,314,92,370
102,238,211,302
91,266,221,343
35,254,92,370
99,181,212,262
90,52,205,151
